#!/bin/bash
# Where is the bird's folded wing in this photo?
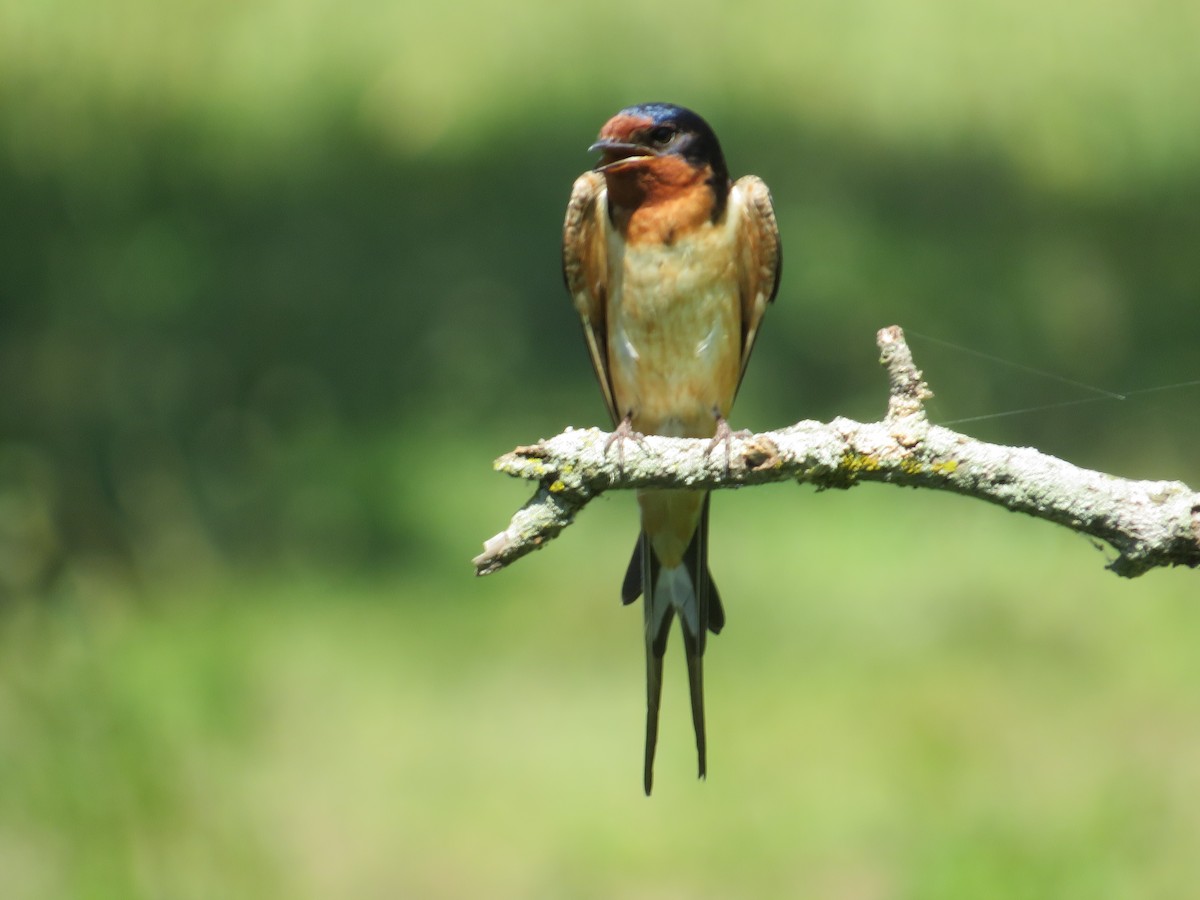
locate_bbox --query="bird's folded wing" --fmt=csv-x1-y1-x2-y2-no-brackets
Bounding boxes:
562,170,619,425
733,175,782,391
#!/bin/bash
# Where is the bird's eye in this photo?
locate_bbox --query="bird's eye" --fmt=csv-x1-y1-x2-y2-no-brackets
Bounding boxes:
648,126,675,146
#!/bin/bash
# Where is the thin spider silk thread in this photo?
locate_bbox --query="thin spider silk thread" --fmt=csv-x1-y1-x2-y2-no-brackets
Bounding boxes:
904,330,1199,427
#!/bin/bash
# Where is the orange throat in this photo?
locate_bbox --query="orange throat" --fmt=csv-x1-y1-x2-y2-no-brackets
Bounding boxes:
604,157,718,245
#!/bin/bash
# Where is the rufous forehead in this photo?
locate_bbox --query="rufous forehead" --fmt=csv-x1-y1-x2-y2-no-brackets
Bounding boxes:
598,113,655,141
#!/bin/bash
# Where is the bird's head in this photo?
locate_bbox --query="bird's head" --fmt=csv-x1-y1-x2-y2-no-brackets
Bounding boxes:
589,103,729,192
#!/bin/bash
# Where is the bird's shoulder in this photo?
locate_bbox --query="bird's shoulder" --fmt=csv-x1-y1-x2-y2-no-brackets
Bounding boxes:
730,174,782,306
562,171,608,305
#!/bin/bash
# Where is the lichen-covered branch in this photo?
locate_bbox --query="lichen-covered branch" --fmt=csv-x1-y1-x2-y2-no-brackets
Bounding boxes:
473,326,1200,579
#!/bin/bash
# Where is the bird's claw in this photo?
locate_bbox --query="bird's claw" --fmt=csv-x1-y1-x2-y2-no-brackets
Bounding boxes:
705,414,750,473
605,415,647,472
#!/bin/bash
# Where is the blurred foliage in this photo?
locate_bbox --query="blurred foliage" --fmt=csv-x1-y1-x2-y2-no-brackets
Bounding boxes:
1,0,1199,896
1,0,1198,585
2,488,1199,898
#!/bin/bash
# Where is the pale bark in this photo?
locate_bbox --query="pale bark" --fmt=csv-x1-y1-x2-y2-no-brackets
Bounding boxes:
474,326,1200,579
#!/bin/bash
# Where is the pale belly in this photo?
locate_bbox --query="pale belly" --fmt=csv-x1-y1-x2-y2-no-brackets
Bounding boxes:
605,227,742,567
605,230,742,440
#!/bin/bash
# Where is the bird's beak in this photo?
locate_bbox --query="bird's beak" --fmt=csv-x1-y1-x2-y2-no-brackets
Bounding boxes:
589,138,656,172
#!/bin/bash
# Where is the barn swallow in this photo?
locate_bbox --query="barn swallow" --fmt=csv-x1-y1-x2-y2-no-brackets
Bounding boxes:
562,103,781,793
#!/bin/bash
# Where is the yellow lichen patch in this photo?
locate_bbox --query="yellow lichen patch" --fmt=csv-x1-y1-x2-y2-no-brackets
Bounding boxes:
932,459,959,475
549,480,567,493
900,457,925,475
840,451,881,474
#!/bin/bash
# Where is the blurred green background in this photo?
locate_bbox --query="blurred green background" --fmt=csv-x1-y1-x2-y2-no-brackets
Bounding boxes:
2,0,1199,897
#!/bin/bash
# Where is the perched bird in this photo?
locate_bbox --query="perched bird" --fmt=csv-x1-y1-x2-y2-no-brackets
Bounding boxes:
562,103,781,793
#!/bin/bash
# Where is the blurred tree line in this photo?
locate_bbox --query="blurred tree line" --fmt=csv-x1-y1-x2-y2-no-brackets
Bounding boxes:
1,0,1197,599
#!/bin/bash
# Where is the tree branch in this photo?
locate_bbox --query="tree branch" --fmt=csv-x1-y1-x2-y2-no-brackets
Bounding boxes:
474,326,1200,579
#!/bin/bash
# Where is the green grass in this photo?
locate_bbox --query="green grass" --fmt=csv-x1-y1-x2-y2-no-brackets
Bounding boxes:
2,470,1198,898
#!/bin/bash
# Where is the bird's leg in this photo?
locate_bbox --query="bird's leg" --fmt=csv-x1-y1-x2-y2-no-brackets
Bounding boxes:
705,408,751,473
604,410,647,472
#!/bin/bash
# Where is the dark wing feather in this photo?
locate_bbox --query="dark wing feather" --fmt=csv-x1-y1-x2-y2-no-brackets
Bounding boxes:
562,171,618,425
733,175,782,392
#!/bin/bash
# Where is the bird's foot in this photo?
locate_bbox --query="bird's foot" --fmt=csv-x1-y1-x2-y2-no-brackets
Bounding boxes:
604,414,647,472
706,413,750,473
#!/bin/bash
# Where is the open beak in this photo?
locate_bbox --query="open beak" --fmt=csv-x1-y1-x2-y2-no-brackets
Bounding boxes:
589,138,655,171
